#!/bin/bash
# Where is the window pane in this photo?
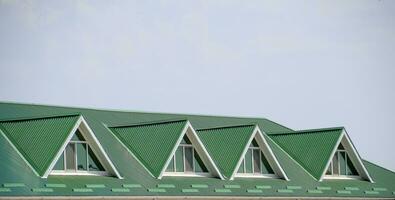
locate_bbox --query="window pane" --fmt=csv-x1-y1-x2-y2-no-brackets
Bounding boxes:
194,150,208,172
166,156,175,172
180,136,191,144
326,162,332,175
253,149,260,173
250,139,259,147
238,159,244,173
65,143,76,170
332,152,339,175
175,146,184,172
245,149,253,173
346,154,358,175
261,152,274,174
184,147,193,172
88,146,104,171
77,143,87,171
339,151,346,175
54,152,64,170
71,130,85,141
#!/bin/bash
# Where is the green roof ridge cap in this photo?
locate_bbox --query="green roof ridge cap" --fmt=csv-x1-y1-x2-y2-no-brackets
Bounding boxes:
0,101,281,123
109,119,188,128
268,127,344,135
196,124,257,131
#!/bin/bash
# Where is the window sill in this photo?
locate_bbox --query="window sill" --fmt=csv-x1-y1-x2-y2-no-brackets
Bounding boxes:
162,172,212,177
50,170,109,176
234,173,278,178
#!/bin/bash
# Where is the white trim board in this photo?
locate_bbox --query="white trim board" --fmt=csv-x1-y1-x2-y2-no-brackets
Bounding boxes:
319,129,373,182
44,116,122,179
230,125,289,181
159,121,224,180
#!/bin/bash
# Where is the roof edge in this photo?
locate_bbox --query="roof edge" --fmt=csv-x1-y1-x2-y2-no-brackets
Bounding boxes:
0,113,81,123
108,119,188,128
268,127,345,135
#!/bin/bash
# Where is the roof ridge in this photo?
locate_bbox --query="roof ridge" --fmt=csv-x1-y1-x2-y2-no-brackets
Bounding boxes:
109,119,188,128
0,101,276,122
268,127,344,136
0,113,81,123
196,124,256,131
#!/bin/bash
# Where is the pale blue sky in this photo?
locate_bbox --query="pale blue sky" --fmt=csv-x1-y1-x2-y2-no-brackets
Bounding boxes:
0,0,394,171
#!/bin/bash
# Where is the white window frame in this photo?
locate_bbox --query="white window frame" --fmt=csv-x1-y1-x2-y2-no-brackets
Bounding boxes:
236,144,276,177
161,122,223,179
50,133,108,176
164,140,211,177
46,116,122,178
233,126,288,180
324,149,359,179
321,129,373,182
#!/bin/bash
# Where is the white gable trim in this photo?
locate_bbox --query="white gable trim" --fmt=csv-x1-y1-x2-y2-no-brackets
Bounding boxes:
159,121,224,180
230,126,289,180
320,129,373,182
43,116,122,179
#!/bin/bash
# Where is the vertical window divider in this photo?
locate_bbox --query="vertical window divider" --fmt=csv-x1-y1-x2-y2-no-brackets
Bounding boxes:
74,142,78,171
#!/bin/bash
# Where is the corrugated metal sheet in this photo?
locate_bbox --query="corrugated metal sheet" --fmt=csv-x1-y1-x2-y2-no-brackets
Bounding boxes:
197,125,255,178
269,128,343,180
0,102,394,198
109,120,187,177
0,115,80,176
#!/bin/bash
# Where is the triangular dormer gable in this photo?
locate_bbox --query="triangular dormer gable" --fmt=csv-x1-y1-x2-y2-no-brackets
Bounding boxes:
321,129,373,182
46,116,122,178
109,120,223,180
159,121,223,179
231,125,288,180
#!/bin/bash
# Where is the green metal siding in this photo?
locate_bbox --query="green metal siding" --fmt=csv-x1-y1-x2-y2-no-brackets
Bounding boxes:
269,128,343,180
0,115,80,176
109,120,187,177
197,125,256,178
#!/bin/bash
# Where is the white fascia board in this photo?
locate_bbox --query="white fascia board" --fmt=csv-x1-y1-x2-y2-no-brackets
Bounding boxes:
255,127,289,181
157,121,190,179
318,129,344,182
185,121,225,180
342,130,373,182
229,126,289,180
44,116,123,179
105,125,155,178
229,126,257,180
0,128,40,177
42,116,83,178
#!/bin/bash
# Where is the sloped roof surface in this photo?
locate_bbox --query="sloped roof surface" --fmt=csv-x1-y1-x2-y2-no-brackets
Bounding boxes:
0,102,394,198
0,115,79,176
109,120,187,177
268,128,343,180
197,125,256,178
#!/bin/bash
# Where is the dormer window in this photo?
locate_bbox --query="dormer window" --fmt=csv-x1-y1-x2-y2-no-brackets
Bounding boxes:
165,136,209,174
325,143,358,177
236,139,275,177
51,130,107,176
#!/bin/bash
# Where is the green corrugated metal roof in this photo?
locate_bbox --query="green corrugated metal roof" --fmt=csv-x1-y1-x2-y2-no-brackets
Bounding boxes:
197,125,256,178
0,102,394,198
109,120,188,177
0,115,80,176
268,128,343,180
